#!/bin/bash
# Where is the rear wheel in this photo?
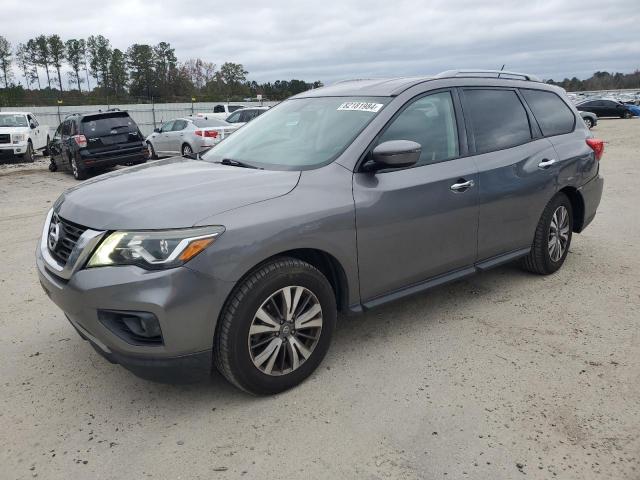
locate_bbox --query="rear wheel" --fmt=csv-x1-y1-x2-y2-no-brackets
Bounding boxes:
181,143,193,156
147,141,158,159
522,193,573,275
214,257,337,395
70,156,88,180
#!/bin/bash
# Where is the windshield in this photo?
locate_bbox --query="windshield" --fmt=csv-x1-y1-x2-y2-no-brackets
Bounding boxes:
0,114,28,128
202,96,389,170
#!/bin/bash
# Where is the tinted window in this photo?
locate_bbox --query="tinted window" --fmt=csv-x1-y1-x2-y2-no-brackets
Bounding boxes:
226,111,241,123
521,89,575,136
228,105,244,113
213,105,225,113
377,91,459,166
81,113,137,138
61,120,72,136
464,89,531,153
193,118,229,128
172,120,188,131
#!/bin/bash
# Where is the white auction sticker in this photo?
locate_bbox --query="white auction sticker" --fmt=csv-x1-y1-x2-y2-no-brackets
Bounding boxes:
337,102,384,113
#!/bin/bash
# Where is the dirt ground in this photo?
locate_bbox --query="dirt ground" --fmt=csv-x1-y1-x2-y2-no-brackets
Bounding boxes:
1,119,638,480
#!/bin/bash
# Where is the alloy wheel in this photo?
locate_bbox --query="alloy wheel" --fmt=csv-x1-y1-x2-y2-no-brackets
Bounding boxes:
548,205,570,262
71,158,79,178
248,286,323,376
182,144,192,156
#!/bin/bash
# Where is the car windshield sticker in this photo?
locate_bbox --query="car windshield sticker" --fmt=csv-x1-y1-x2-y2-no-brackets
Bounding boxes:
337,102,384,113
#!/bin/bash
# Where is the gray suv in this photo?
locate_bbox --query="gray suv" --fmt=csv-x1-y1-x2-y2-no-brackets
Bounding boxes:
36,70,604,395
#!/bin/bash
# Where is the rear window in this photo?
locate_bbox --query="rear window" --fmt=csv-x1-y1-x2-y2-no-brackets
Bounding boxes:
81,113,138,137
464,89,532,154
227,105,244,113
193,118,229,128
521,89,575,136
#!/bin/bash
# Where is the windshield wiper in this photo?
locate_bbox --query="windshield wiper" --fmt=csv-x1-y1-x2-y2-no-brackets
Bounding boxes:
217,158,262,169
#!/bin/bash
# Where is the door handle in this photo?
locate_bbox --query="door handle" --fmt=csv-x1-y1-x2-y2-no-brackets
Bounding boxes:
450,179,475,192
538,159,556,169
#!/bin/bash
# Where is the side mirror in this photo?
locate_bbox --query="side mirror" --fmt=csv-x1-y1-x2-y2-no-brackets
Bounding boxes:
30,122,37,129
371,140,421,169
154,127,161,133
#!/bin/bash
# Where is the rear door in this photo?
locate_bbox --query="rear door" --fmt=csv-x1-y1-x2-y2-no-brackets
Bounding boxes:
80,112,143,154
460,87,559,261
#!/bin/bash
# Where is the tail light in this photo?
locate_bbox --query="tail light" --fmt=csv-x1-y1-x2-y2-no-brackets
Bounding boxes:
586,138,604,161
72,134,87,148
195,130,219,138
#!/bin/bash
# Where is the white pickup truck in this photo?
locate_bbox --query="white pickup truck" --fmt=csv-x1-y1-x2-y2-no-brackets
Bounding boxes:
0,111,50,162
195,104,245,120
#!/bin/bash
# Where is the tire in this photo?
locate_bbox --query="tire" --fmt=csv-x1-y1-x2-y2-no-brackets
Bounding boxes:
70,156,88,180
43,136,50,156
181,143,193,156
22,141,34,163
147,141,158,160
522,193,573,275
48,161,57,172
214,257,337,395
623,111,633,119
583,117,593,129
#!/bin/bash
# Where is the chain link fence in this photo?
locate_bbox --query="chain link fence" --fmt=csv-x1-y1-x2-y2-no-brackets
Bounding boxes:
1,101,278,137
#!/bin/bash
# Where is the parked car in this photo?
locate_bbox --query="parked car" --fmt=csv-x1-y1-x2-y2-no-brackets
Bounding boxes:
146,117,239,158
196,104,245,120
48,110,148,180
576,98,638,118
0,111,50,161
37,70,604,394
225,106,269,127
580,111,597,129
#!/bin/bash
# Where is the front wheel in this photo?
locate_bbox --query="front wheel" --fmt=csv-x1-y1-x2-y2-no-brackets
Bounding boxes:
522,193,573,275
583,117,593,129
147,141,158,160
214,257,337,395
22,142,34,163
623,111,633,119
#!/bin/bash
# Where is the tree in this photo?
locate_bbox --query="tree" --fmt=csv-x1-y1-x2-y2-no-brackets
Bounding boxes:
65,39,84,92
87,35,112,89
34,35,52,88
109,48,127,96
0,36,12,87
26,39,42,89
154,41,177,96
48,35,65,92
127,43,155,98
15,43,32,88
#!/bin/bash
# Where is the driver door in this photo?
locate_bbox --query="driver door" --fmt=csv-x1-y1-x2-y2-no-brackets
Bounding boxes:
153,120,174,153
353,90,479,302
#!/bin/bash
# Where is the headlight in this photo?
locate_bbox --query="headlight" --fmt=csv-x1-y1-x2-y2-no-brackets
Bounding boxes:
12,133,27,143
87,226,224,270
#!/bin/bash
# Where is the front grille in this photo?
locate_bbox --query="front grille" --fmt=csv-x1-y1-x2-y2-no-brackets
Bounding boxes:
0,134,10,144
49,215,88,265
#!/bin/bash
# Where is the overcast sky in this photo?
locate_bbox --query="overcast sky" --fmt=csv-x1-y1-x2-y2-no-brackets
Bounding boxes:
2,0,639,84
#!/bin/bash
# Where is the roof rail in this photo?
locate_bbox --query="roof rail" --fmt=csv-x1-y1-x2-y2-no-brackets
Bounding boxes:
435,69,542,82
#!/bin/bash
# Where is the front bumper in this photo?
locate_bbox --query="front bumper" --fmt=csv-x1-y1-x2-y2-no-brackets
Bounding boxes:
36,231,235,383
0,142,28,156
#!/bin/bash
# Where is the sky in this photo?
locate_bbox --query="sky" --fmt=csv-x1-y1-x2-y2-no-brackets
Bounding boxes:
2,0,639,85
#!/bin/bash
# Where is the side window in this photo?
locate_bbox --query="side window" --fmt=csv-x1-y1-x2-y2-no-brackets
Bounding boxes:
464,89,532,154
160,121,174,132
172,120,187,131
213,105,225,113
27,115,39,127
61,120,72,136
226,111,241,123
377,91,459,166
521,89,575,137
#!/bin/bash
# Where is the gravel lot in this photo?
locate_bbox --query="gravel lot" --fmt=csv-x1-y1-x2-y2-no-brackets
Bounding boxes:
1,119,638,480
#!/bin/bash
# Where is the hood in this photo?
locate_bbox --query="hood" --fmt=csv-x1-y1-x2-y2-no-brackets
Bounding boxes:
0,126,29,134
56,157,300,230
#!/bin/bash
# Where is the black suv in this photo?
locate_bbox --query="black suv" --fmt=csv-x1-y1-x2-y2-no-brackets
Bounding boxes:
49,110,148,180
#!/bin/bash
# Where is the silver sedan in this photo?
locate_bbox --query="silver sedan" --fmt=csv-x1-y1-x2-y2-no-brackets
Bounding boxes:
146,116,239,158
